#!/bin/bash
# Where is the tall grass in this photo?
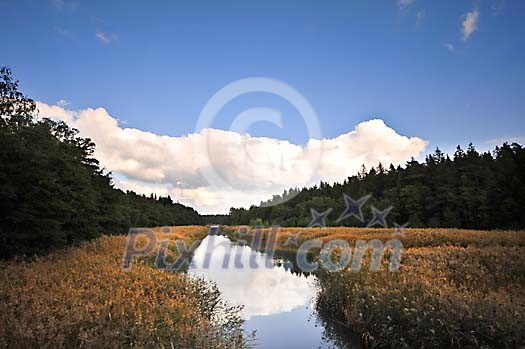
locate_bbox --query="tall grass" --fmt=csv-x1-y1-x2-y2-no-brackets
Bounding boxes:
224,226,525,348
0,226,250,348
3,225,523,348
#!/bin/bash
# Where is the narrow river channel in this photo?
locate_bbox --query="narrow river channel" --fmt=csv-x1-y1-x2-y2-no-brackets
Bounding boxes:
188,231,360,348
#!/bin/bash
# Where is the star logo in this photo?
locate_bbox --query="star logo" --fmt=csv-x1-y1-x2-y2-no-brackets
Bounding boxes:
367,205,393,227
392,222,409,236
336,194,371,223
308,208,332,228
283,232,302,247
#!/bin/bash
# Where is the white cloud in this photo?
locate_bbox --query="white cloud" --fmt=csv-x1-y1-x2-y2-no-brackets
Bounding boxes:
56,99,70,107
444,43,455,52
462,8,479,41
37,102,75,124
96,31,117,44
190,235,317,320
36,102,428,214
398,0,414,8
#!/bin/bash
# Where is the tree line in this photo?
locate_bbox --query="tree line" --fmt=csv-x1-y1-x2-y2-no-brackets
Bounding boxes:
3,66,524,257
0,67,202,258
229,144,525,229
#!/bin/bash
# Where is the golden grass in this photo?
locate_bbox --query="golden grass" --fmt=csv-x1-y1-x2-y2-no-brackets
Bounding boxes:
224,226,525,348
0,226,248,348
2,225,523,348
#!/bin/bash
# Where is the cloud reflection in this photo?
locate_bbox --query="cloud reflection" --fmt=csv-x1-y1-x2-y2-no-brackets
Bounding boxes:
189,235,317,320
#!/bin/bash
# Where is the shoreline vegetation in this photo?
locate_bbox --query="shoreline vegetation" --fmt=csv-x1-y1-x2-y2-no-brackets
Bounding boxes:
222,226,525,348
0,226,251,348
2,68,525,348
0,67,204,259
2,226,523,348
226,141,525,230
2,65,525,260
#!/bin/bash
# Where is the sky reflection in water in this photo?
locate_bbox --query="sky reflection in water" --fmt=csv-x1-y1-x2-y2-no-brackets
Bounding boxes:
189,235,355,349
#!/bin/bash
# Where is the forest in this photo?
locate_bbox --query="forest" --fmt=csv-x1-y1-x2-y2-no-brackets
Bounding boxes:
2,66,525,259
229,143,525,229
0,67,202,258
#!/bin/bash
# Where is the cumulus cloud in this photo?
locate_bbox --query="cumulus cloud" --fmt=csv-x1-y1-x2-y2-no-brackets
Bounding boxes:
462,8,479,41
36,101,428,213
444,43,455,52
38,102,75,124
190,235,317,320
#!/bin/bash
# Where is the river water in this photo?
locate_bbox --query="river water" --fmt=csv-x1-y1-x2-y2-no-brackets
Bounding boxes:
188,232,359,348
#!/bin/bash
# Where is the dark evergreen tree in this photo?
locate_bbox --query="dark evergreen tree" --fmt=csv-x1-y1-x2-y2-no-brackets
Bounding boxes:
229,142,525,230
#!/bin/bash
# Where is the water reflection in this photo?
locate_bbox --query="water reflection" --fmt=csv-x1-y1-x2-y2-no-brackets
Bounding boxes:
189,234,358,348
190,235,316,319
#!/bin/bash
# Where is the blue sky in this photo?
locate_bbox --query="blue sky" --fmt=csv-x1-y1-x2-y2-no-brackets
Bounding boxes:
3,0,524,152
2,0,525,212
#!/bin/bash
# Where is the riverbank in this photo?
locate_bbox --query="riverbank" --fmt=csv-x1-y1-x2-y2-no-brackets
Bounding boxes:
0,226,249,348
222,226,525,348
3,226,523,348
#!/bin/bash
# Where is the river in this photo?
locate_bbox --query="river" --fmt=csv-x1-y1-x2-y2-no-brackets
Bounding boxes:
188,231,360,348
